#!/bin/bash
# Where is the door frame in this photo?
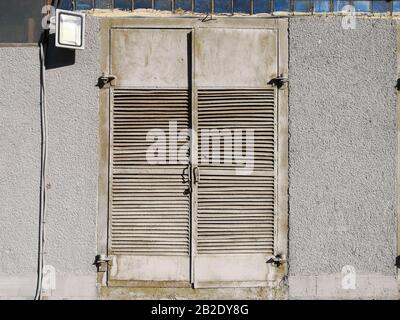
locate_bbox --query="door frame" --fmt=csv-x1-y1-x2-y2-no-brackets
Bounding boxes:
97,16,288,288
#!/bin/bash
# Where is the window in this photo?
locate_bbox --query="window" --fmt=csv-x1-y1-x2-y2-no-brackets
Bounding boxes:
0,0,45,44
215,0,232,13
314,0,331,12
333,1,351,11
154,0,172,10
373,0,391,12
274,0,290,11
175,0,192,11
95,0,113,9
194,0,212,12
254,0,272,13
114,0,131,10
234,0,251,13
293,0,312,12
75,0,94,10
134,0,152,9
75,0,400,14
354,1,371,12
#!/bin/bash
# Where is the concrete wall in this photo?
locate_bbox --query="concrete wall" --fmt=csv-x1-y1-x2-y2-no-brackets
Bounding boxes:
288,17,398,299
0,16,100,299
0,15,398,299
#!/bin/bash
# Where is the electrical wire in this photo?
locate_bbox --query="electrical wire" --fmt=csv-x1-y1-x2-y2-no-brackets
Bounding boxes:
34,42,48,301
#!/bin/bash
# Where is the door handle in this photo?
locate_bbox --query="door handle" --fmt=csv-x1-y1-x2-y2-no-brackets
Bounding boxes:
193,166,200,184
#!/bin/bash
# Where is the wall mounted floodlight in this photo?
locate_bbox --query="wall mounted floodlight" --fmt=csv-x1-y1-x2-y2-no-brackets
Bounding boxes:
55,9,85,50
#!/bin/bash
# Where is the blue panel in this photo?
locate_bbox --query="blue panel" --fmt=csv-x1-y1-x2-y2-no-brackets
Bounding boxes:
394,1,400,12
135,0,152,8
175,0,192,11
333,0,351,11
274,0,289,11
314,0,330,12
234,0,251,13
214,0,232,13
95,0,112,8
155,0,172,10
254,0,272,13
294,0,311,12
114,0,131,10
59,0,74,10
353,1,371,12
194,0,212,12
76,0,93,10
372,0,390,12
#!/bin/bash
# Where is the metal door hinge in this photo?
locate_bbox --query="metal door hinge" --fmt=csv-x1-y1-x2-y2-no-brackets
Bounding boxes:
396,79,400,91
266,254,286,267
268,75,288,89
97,73,116,89
94,254,112,272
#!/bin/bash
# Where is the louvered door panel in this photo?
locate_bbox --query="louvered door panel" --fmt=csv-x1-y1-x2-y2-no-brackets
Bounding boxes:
107,28,192,283
193,27,279,286
194,88,276,285
197,89,275,255
111,89,190,256
109,89,191,281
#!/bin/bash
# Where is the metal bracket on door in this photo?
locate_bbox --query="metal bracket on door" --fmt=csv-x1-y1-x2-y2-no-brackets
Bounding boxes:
94,254,112,272
266,254,286,267
268,75,288,89
97,73,117,89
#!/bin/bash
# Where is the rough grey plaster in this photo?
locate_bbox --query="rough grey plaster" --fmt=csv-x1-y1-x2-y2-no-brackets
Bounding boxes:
0,16,100,298
289,274,398,299
288,17,397,275
0,48,41,280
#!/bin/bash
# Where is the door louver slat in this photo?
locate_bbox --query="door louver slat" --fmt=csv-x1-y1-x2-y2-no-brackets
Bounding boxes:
197,89,275,255
111,89,190,256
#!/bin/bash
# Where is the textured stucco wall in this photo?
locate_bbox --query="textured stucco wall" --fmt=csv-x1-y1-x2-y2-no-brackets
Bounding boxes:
288,17,398,298
0,47,41,296
0,16,100,298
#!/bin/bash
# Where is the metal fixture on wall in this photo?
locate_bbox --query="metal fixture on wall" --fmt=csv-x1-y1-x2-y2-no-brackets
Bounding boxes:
55,9,85,50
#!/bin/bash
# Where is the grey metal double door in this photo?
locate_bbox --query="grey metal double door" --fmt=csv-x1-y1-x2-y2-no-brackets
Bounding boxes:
106,22,282,288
